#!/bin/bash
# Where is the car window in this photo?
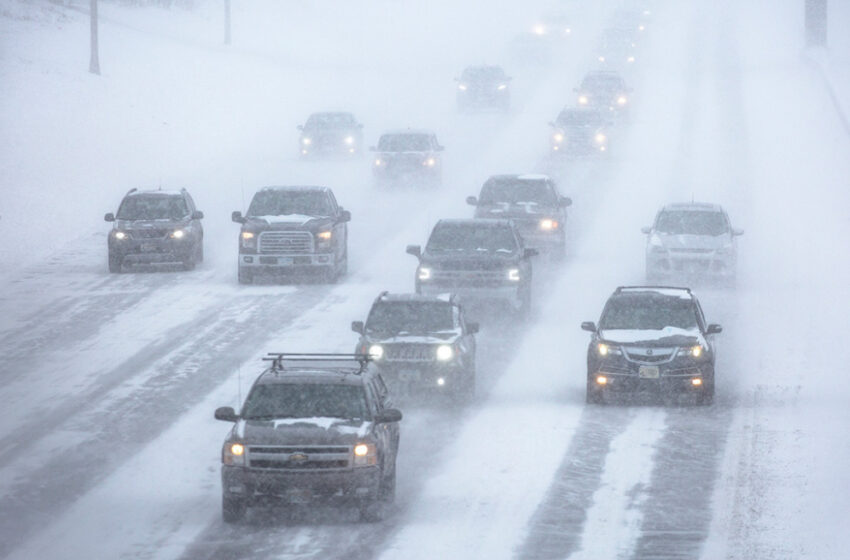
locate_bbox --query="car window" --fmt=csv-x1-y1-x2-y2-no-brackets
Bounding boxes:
241,383,370,421
116,195,188,221
247,190,332,217
478,178,558,206
366,301,455,334
600,297,698,331
378,134,431,151
427,224,518,254
655,210,730,236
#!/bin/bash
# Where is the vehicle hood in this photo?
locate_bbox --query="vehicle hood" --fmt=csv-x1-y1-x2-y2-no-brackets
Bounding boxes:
365,331,459,344
599,327,703,347
655,233,731,250
421,252,519,267
114,218,185,229
475,202,554,219
237,417,371,445
245,215,334,230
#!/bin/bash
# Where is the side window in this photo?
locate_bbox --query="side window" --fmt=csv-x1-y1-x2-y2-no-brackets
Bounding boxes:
452,304,461,330
372,376,391,409
694,301,707,331
184,194,196,213
326,191,339,214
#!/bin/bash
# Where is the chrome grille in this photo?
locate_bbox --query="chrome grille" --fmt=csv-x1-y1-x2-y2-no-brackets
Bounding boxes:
259,231,313,254
624,348,675,364
247,445,350,471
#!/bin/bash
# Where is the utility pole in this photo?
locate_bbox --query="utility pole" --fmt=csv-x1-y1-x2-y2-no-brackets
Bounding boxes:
805,0,827,47
89,0,100,74
224,0,231,45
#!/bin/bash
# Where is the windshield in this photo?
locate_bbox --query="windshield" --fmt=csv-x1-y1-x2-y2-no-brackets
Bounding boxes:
247,190,332,217
599,297,698,330
116,195,188,220
366,302,454,335
655,210,729,236
479,179,558,206
241,383,369,421
378,134,431,152
556,110,605,127
305,113,355,128
461,67,505,82
427,223,518,254
581,74,624,91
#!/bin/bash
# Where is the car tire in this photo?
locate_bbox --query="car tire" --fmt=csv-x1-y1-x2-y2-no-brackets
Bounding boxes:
586,379,603,404
516,286,532,320
456,367,476,403
697,382,715,406
108,253,123,274
182,256,196,271
197,242,204,263
238,268,253,285
222,495,247,523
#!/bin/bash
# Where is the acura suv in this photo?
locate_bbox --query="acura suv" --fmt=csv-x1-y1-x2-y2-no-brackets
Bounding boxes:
406,219,537,317
581,286,722,405
642,203,743,284
232,186,350,284
214,353,402,523
104,188,204,273
352,292,478,401
466,174,571,258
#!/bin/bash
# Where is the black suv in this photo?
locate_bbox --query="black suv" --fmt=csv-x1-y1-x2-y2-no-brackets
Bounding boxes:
104,188,204,273
371,130,443,187
214,353,402,523
406,219,537,317
549,108,612,156
575,70,632,118
352,292,478,401
466,175,571,258
456,65,512,112
297,112,364,157
232,186,350,284
581,286,722,405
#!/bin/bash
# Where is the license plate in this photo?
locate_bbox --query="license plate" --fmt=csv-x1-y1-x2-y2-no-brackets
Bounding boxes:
140,242,157,252
639,366,659,379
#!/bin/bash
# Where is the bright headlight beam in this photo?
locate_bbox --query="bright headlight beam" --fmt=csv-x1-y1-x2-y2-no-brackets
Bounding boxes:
418,267,432,281
354,443,370,457
436,345,454,361
368,344,384,360
114,231,127,240
578,95,589,105
171,229,185,239
539,218,558,230
230,443,244,456
507,268,521,281
302,137,311,145
317,231,332,240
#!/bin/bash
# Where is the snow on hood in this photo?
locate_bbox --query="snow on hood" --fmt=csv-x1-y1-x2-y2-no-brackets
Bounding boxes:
366,331,458,343
248,214,321,226
599,326,701,345
237,416,370,441
478,201,546,215
656,232,731,250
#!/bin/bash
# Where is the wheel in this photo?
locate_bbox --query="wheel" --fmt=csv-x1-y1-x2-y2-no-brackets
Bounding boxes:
182,256,196,271
586,379,603,404
515,286,532,320
197,242,204,263
455,364,476,403
696,382,715,406
108,252,123,274
238,268,253,284
360,466,395,522
222,495,247,523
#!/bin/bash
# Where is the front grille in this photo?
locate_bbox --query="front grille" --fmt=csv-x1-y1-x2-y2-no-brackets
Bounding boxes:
384,344,435,362
132,229,169,239
247,445,350,470
259,231,313,254
624,348,675,364
431,270,507,288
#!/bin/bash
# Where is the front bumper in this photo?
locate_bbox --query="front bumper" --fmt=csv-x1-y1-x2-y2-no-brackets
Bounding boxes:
239,253,334,271
373,361,466,390
589,361,712,395
647,252,735,277
222,465,380,505
109,238,195,264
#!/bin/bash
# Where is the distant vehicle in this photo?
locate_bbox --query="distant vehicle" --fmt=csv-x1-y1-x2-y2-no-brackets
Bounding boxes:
642,203,743,284
371,130,444,187
406,219,537,318
214,353,402,523
581,286,722,405
466,174,571,258
104,188,204,273
352,292,478,401
611,7,651,35
529,11,575,39
596,28,638,66
575,70,632,118
549,107,612,155
297,112,364,157
456,65,512,112
231,186,350,284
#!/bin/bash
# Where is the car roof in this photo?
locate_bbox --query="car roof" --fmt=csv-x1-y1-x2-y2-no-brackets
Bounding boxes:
126,189,185,197
381,129,435,136
257,185,331,194
308,111,355,118
256,368,368,387
486,173,552,182
436,218,514,228
660,202,724,213
376,292,453,304
613,286,695,300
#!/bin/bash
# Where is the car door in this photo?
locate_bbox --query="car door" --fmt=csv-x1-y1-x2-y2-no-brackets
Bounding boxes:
369,377,399,461
326,191,346,263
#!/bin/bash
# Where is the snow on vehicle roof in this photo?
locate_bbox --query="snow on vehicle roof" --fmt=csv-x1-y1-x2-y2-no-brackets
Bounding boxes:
437,218,513,228
128,189,184,197
662,202,723,212
258,185,330,193
379,292,453,303
381,129,435,136
259,368,366,385
486,173,550,182
615,286,694,299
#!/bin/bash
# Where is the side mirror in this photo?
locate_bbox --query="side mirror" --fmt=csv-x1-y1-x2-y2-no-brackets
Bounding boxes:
641,226,652,234
192,210,204,220
296,124,304,131
467,322,480,335
706,324,723,335
231,211,245,224
351,320,364,334
732,228,744,236
339,209,352,222
214,406,239,422
559,196,572,207
406,244,421,258
523,248,539,258
581,321,597,332
374,408,403,424
104,213,115,222
466,196,478,206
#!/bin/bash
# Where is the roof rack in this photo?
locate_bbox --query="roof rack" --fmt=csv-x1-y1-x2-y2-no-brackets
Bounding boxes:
263,352,372,374
615,285,691,293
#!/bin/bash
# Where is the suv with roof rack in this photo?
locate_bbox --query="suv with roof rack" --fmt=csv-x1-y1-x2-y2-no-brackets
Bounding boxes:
406,219,537,318
351,292,479,401
581,286,722,405
214,353,402,523
232,186,351,284
104,188,204,273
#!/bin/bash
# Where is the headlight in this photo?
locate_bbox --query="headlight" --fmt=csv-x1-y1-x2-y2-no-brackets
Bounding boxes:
317,231,332,240
617,96,628,105
423,157,437,167
598,55,605,62
553,133,564,143
302,137,311,145
170,229,186,239
627,55,636,63
344,136,355,145
436,344,454,361
114,231,128,240
564,27,571,34
497,84,507,90
594,133,607,144
353,442,377,466
241,231,256,249
680,345,705,358
223,441,246,466
418,266,432,281
368,344,384,360
458,84,468,91
597,343,622,356
374,158,384,167
539,218,558,230
532,24,546,35
507,268,521,281
578,95,589,105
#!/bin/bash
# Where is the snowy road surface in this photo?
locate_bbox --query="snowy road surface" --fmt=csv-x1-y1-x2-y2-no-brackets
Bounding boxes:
1,0,849,559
